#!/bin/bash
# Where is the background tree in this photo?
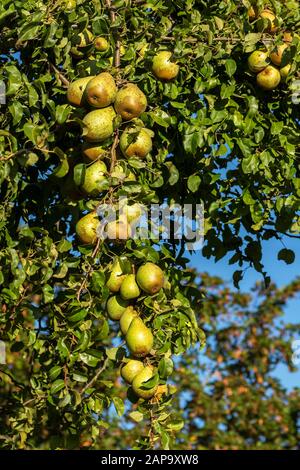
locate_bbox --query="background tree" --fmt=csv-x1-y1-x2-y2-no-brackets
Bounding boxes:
0,0,299,450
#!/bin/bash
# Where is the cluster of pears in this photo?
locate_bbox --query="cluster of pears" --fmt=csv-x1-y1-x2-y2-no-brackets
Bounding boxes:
106,260,165,399
248,39,292,90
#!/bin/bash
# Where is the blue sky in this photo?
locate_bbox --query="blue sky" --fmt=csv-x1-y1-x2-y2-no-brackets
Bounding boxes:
189,235,300,390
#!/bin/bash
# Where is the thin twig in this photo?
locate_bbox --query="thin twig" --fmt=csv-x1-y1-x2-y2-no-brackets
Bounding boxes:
49,62,70,87
76,236,102,301
80,357,109,395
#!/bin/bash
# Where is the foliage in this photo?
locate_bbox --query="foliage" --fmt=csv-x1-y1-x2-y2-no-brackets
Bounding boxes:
0,0,299,449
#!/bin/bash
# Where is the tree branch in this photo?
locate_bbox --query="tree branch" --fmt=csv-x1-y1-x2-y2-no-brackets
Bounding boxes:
49,62,70,87
80,357,109,395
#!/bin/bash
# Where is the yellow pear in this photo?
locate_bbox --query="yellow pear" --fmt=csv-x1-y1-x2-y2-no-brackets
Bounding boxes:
280,63,291,80
81,160,107,196
106,295,129,321
121,359,144,384
126,317,153,357
120,274,140,300
94,37,109,52
106,258,128,292
258,9,277,33
256,65,281,90
76,212,99,244
132,365,157,399
248,50,270,73
83,106,116,142
120,306,138,335
120,127,153,159
84,72,117,108
152,51,179,81
136,262,164,295
114,84,147,121
82,143,106,161
270,44,289,67
67,76,94,107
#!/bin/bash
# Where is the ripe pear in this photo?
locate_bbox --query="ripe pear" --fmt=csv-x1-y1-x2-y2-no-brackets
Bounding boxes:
126,317,154,357
114,84,147,121
256,65,281,90
106,258,127,292
84,72,117,108
120,274,140,300
121,203,143,223
83,106,116,142
280,63,291,80
94,37,109,52
82,143,106,161
106,295,129,321
120,306,138,335
270,44,289,67
152,51,179,81
258,9,277,33
81,160,107,196
120,127,153,159
136,263,164,295
67,76,94,107
248,50,270,73
105,219,132,241
132,365,157,399
121,359,144,384
76,212,99,244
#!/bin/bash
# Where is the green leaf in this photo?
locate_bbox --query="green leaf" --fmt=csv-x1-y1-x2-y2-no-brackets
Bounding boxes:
225,59,237,77
50,379,65,395
187,174,201,193
112,397,125,416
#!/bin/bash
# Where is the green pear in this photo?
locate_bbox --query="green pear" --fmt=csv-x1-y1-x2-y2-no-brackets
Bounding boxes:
81,160,108,196
82,143,106,161
132,365,157,399
136,263,164,295
67,76,94,107
248,50,270,73
120,306,138,335
126,317,153,357
152,51,179,80
120,274,140,300
114,84,147,121
83,106,116,142
121,359,144,384
123,203,143,223
76,212,99,244
94,37,109,52
106,295,130,321
84,72,117,108
120,127,153,159
280,63,291,80
106,258,128,292
256,65,281,90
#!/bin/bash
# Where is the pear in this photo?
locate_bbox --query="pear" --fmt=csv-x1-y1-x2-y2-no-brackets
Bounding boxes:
121,203,143,223
120,274,140,300
120,306,138,335
247,6,258,20
82,143,106,161
256,65,281,90
106,258,127,293
76,212,99,244
121,359,144,384
270,44,289,67
248,50,270,73
120,127,153,159
67,76,94,107
126,317,153,357
132,365,157,399
83,106,116,142
258,9,277,33
114,84,147,121
152,51,179,81
283,32,293,44
106,295,129,321
84,72,117,108
105,219,132,241
94,37,109,52
280,63,291,80
81,160,107,196
136,263,164,295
